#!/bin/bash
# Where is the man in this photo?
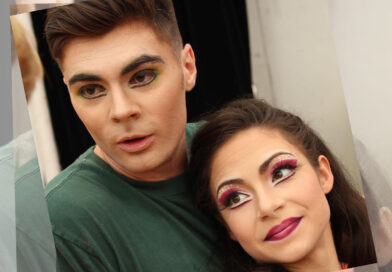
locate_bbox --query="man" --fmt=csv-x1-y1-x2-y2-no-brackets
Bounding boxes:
44,0,221,271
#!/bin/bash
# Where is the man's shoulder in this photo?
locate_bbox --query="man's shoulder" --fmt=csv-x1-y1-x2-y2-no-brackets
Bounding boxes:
186,121,205,137
44,145,127,206
44,147,116,215
45,147,96,195
43,147,118,243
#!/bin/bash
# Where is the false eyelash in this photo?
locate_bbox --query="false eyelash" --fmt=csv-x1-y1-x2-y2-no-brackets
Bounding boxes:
273,162,297,173
270,159,298,175
220,190,252,210
271,159,298,184
218,187,239,206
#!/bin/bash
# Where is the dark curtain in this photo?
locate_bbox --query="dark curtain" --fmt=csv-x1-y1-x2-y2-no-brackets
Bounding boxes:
173,0,253,120
31,1,252,170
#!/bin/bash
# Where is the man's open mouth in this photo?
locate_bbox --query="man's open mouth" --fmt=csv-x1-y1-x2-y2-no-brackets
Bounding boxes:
118,135,153,153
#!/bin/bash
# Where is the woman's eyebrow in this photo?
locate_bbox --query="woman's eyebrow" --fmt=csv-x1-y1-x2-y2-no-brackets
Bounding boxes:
216,178,243,196
258,152,294,174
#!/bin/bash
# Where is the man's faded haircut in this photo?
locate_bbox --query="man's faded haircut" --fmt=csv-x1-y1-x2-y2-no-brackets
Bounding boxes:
45,0,183,63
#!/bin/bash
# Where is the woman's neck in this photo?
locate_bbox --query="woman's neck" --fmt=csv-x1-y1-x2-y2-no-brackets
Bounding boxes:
282,223,341,272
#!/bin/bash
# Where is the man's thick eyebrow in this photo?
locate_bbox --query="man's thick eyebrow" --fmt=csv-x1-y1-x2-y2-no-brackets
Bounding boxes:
68,55,164,86
68,74,102,86
121,55,164,76
259,151,294,174
216,178,244,196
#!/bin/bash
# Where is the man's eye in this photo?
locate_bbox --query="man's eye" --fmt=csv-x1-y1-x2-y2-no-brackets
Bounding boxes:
225,191,251,209
129,69,157,87
79,84,106,99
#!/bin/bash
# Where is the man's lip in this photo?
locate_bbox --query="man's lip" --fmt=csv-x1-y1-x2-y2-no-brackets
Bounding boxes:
264,217,302,242
117,134,151,143
117,135,153,153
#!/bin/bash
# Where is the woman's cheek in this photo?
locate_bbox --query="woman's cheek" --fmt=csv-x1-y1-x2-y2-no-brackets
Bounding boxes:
222,203,256,242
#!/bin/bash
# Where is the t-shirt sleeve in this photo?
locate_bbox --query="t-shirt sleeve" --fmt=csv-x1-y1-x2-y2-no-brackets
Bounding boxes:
54,234,109,272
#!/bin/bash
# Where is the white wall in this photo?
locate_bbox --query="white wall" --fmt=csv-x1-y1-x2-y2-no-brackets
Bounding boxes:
246,0,362,190
328,0,392,187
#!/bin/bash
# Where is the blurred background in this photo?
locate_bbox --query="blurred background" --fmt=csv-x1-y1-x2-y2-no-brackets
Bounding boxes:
6,0,392,270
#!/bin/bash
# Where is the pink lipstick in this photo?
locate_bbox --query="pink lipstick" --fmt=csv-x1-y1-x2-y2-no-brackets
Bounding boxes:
264,217,302,242
118,135,153,153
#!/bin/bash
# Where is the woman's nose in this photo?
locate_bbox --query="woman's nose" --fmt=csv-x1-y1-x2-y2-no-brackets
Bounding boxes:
255,188,285,220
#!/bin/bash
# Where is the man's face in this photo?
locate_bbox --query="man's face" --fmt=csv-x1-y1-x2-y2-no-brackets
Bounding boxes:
61,22,196,181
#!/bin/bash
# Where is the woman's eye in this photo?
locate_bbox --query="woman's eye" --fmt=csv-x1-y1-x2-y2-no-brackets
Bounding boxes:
272,167,295,184
129,69,157,87
79,84,106,99
225,191,251,209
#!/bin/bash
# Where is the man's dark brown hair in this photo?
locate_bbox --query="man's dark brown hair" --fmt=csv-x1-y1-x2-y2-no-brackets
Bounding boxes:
45,0,183,63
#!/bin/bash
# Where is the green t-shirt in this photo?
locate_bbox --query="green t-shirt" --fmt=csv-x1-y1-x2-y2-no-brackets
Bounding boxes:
45,123,221,272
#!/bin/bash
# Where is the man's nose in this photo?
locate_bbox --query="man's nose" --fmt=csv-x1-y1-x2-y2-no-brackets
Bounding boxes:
109,86,141,122
255,187,285,220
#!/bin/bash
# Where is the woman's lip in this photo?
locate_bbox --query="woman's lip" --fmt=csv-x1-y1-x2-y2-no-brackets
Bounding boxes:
117,135,153,153
264,217,302,242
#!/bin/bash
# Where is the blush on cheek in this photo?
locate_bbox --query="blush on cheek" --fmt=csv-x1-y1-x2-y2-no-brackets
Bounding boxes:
298,177,326,203
222,205,256,241
309,194,331,232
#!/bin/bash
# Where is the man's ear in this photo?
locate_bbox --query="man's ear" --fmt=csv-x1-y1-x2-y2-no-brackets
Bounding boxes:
181,43,197,92
317,155,334,194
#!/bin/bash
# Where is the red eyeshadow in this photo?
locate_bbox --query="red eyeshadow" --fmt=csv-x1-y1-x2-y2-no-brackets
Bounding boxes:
218,187,240,206
269,159,297,175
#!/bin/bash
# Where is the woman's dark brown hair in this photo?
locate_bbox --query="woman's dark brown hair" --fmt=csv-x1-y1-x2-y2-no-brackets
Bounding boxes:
190,98,376,272
45,0,182,63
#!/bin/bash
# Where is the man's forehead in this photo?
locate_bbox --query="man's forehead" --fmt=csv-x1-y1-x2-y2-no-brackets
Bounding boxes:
60,21,174,80
60,22,153,56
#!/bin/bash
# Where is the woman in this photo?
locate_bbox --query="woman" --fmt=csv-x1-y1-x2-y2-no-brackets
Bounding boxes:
190,99,376,271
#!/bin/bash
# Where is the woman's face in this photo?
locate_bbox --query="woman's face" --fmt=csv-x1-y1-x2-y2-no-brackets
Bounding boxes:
209,127,335,265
